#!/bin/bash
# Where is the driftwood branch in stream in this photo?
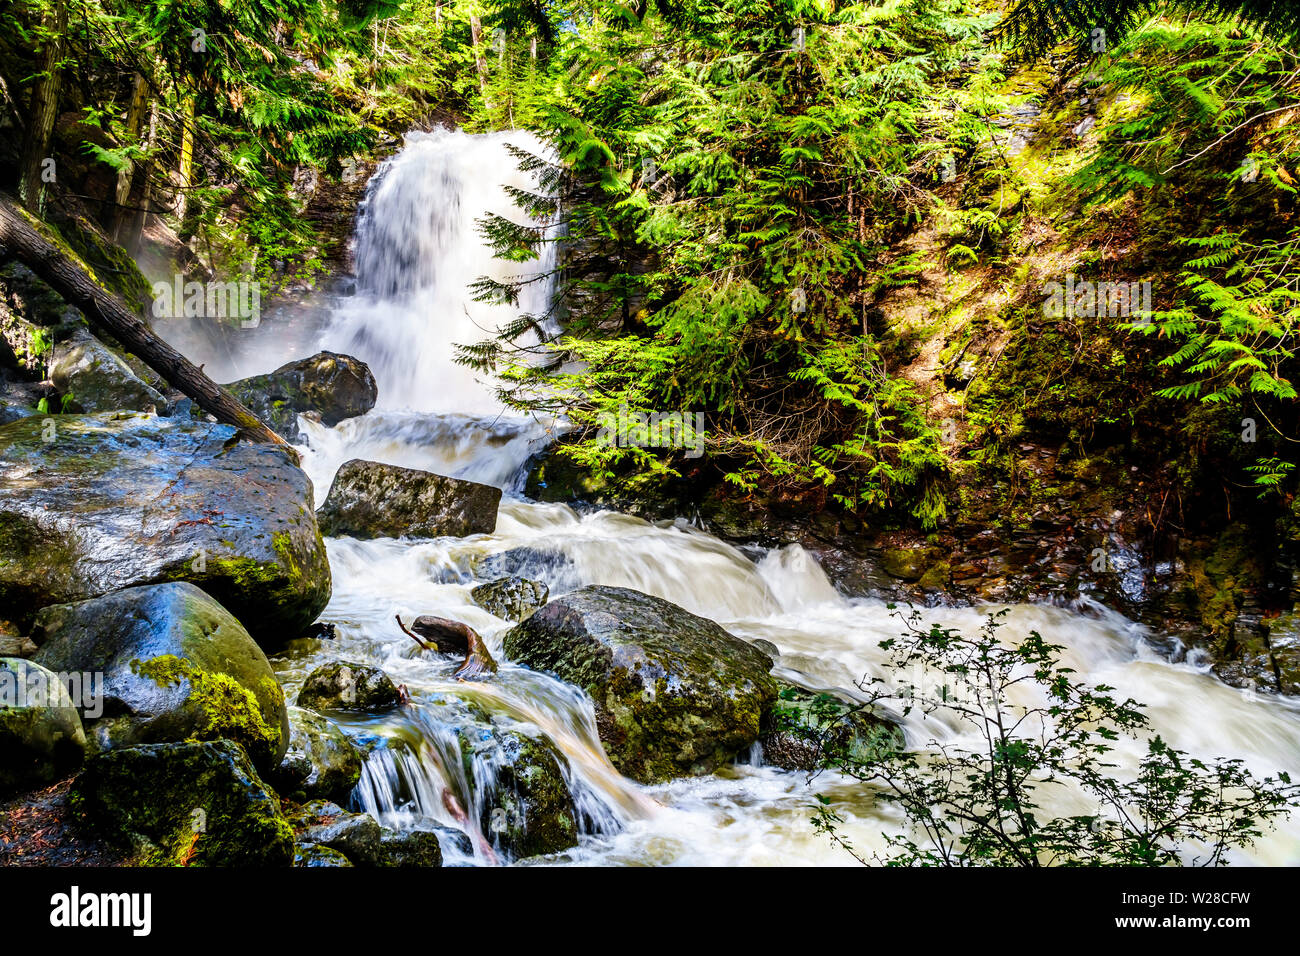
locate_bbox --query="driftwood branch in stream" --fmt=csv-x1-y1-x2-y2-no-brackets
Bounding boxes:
0,194,290,448
395,613,498,681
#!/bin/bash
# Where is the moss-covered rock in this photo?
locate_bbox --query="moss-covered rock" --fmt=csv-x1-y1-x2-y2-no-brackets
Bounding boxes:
471,575,548,621
0,657,87,793
317,458,501,540
70,740,294,866
32,582,289,773
296,660,401,713
288,799,383,864
0,411,331,646
274,705,363,800
503,585,778,784
294,842,354,867
0,261,86,378
881,548,927,581
760,681,903,773
375,827,444,867
466,728,578,859
48,329,164,414
225,351,377,443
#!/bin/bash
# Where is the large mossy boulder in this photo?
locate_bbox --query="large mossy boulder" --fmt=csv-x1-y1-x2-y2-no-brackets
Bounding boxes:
31,582,289,772
296,660,401,713
471,576,548,622
225,351,377,442
70,740,295,866
759,681,904,773
0,658,87,793
0,411,331,646
274,705,363,800
316,458,501,540
48,329,164,414
503,585,779,784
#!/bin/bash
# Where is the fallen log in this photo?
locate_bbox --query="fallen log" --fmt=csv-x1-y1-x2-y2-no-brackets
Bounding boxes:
395,613,498,681
0,193,289,448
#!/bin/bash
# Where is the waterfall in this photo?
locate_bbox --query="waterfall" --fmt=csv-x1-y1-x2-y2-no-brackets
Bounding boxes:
321,127,559,415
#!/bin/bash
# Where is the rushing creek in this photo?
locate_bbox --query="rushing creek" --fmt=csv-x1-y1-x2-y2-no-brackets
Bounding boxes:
176,128,1300,866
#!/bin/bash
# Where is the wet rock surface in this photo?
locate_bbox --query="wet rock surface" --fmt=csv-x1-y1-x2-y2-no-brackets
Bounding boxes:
471,576,549,621
70,740,295,866
317,458,501,540
274,705,364,800
0,659,87,794
296,660,401,713
0,411,331,646
49,329,164,414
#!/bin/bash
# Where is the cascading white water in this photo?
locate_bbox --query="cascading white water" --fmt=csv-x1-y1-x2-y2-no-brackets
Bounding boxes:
320,128,559,415
224,128,1300,866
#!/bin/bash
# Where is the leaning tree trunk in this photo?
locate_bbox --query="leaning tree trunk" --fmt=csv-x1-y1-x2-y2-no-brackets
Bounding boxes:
18,2,67,214
0,194,290,448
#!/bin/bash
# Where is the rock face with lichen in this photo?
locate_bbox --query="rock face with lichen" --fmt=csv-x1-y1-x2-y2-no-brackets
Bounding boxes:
296,660,400,713
0,411,330,647
48,329,164,414
224,351,377,442
366,692,579,861
503,585,778,784
468,727,578,859
0,657,87,794
316,459,501,540
31,582,288,773
471,576,549,621
70,739,294,866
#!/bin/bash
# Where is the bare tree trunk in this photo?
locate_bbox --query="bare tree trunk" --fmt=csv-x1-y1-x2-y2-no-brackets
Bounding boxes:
0,194,290,448
18,3,67,214
111,72,149,241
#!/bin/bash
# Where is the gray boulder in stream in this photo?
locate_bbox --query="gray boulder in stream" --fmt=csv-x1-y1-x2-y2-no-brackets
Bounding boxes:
225,351,377,442
31,582,290,773
316,458,501,539
0,412,331,646
503,585,779,784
